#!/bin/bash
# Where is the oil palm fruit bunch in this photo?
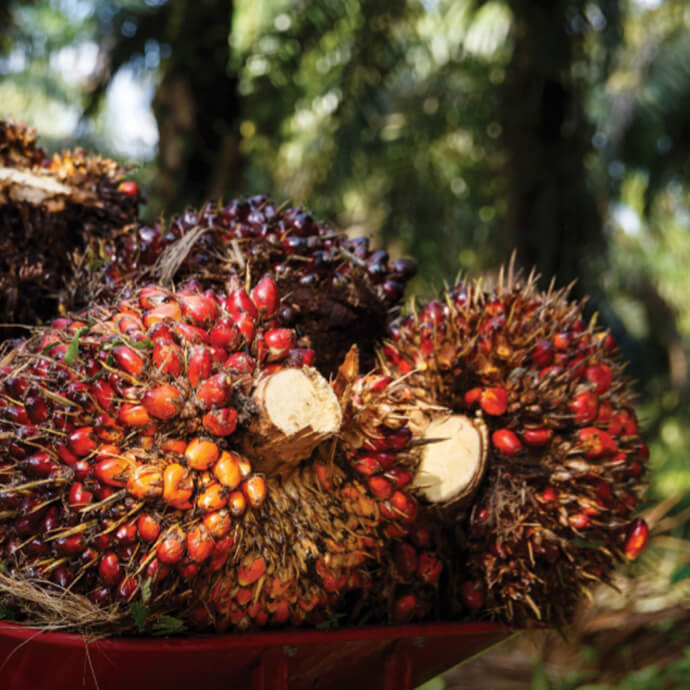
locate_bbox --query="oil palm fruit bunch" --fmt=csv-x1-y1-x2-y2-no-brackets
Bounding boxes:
81,195,416,375
0,118,139,339
0,275,351,631
183,348,452,632
378,268,650,625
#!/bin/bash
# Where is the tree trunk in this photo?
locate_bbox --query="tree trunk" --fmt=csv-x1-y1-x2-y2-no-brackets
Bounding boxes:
501,1,604,297
152,0,241,211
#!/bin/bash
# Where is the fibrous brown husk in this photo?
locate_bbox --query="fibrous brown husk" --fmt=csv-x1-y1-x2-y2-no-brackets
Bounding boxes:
0,119,139,340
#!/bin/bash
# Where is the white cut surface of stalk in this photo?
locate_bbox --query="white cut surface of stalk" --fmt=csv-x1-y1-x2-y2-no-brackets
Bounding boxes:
414,414,487,502
263,367,341,435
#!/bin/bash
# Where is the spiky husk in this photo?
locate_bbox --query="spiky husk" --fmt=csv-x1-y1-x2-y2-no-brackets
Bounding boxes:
0,119,139,339
0,277,344,631
380,269,650,625
75,196,416,375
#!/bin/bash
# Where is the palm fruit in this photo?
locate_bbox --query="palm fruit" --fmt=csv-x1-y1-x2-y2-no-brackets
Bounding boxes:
379,268,650,625
80,195,416,374
0,119,139,339
0,276,344,630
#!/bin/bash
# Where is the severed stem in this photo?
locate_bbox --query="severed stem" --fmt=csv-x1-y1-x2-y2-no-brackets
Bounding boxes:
241,367,342,476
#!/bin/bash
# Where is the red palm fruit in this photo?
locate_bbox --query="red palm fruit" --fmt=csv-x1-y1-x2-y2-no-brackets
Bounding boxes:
224,352,255,373
227,490,247,517
95,414,123,444
186,525,215,563
143,302,182,328
197,482,227,513
586,364,612,394
570,391,599,424
352,456,382,476
461,581,484,611
368,475,393,500
235,588,252,606
238,555,266,586
225,289,258,320
149,321,176,342
55,534,86,556
264,328,296,361
196,373,233,408
157,528,186,565
209,317,241,350
56,443,79,467
98,552,121,586
479,387,507,415
24,396,49,424
23,452,59,478
145,557,170,582
213,451,242,490
185,438,220,470
152,341,184,376
521,428,553,446
89,587,112,606
609,410,638,437
552,331,571,351
491,429,523,456
389,491,418,523
68,481,93,508
624,518,649,559
162,463,194,509
386,467,413,489
417,552,443,584
532,339,554,367
68,427,97,456
161,438,187,455
143,384,184,420
188,347,213,387
578,427,617,459
118,180,139,196
242,475,267,508
137,513,161,542
117,576,139,601
392,594,417,623
179,294,218,327
251,276,279,317
393,542,418,579
234,312,256,343
596,399,613,424
112,345,145,376
203,509,231,538
541,486,558,505
127,465,163,500
175,322,209,345
569,513,591,530
118,403,152,427
115,521,138,545
594,480,613,504
73,460,91,480
203,407,239,436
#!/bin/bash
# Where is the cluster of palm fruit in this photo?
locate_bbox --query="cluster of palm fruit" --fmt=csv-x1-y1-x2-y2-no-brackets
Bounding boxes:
0,119,140,337
0,121,650,634
379,271,650,624
77,195,417,374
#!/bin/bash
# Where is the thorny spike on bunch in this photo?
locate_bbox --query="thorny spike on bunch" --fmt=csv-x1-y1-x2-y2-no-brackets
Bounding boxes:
0,276,347,632
379,269,651,625
0,119,140,338
75,195,417,375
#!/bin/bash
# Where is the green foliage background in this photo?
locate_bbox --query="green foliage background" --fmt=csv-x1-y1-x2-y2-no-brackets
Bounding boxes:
1,0,689,686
